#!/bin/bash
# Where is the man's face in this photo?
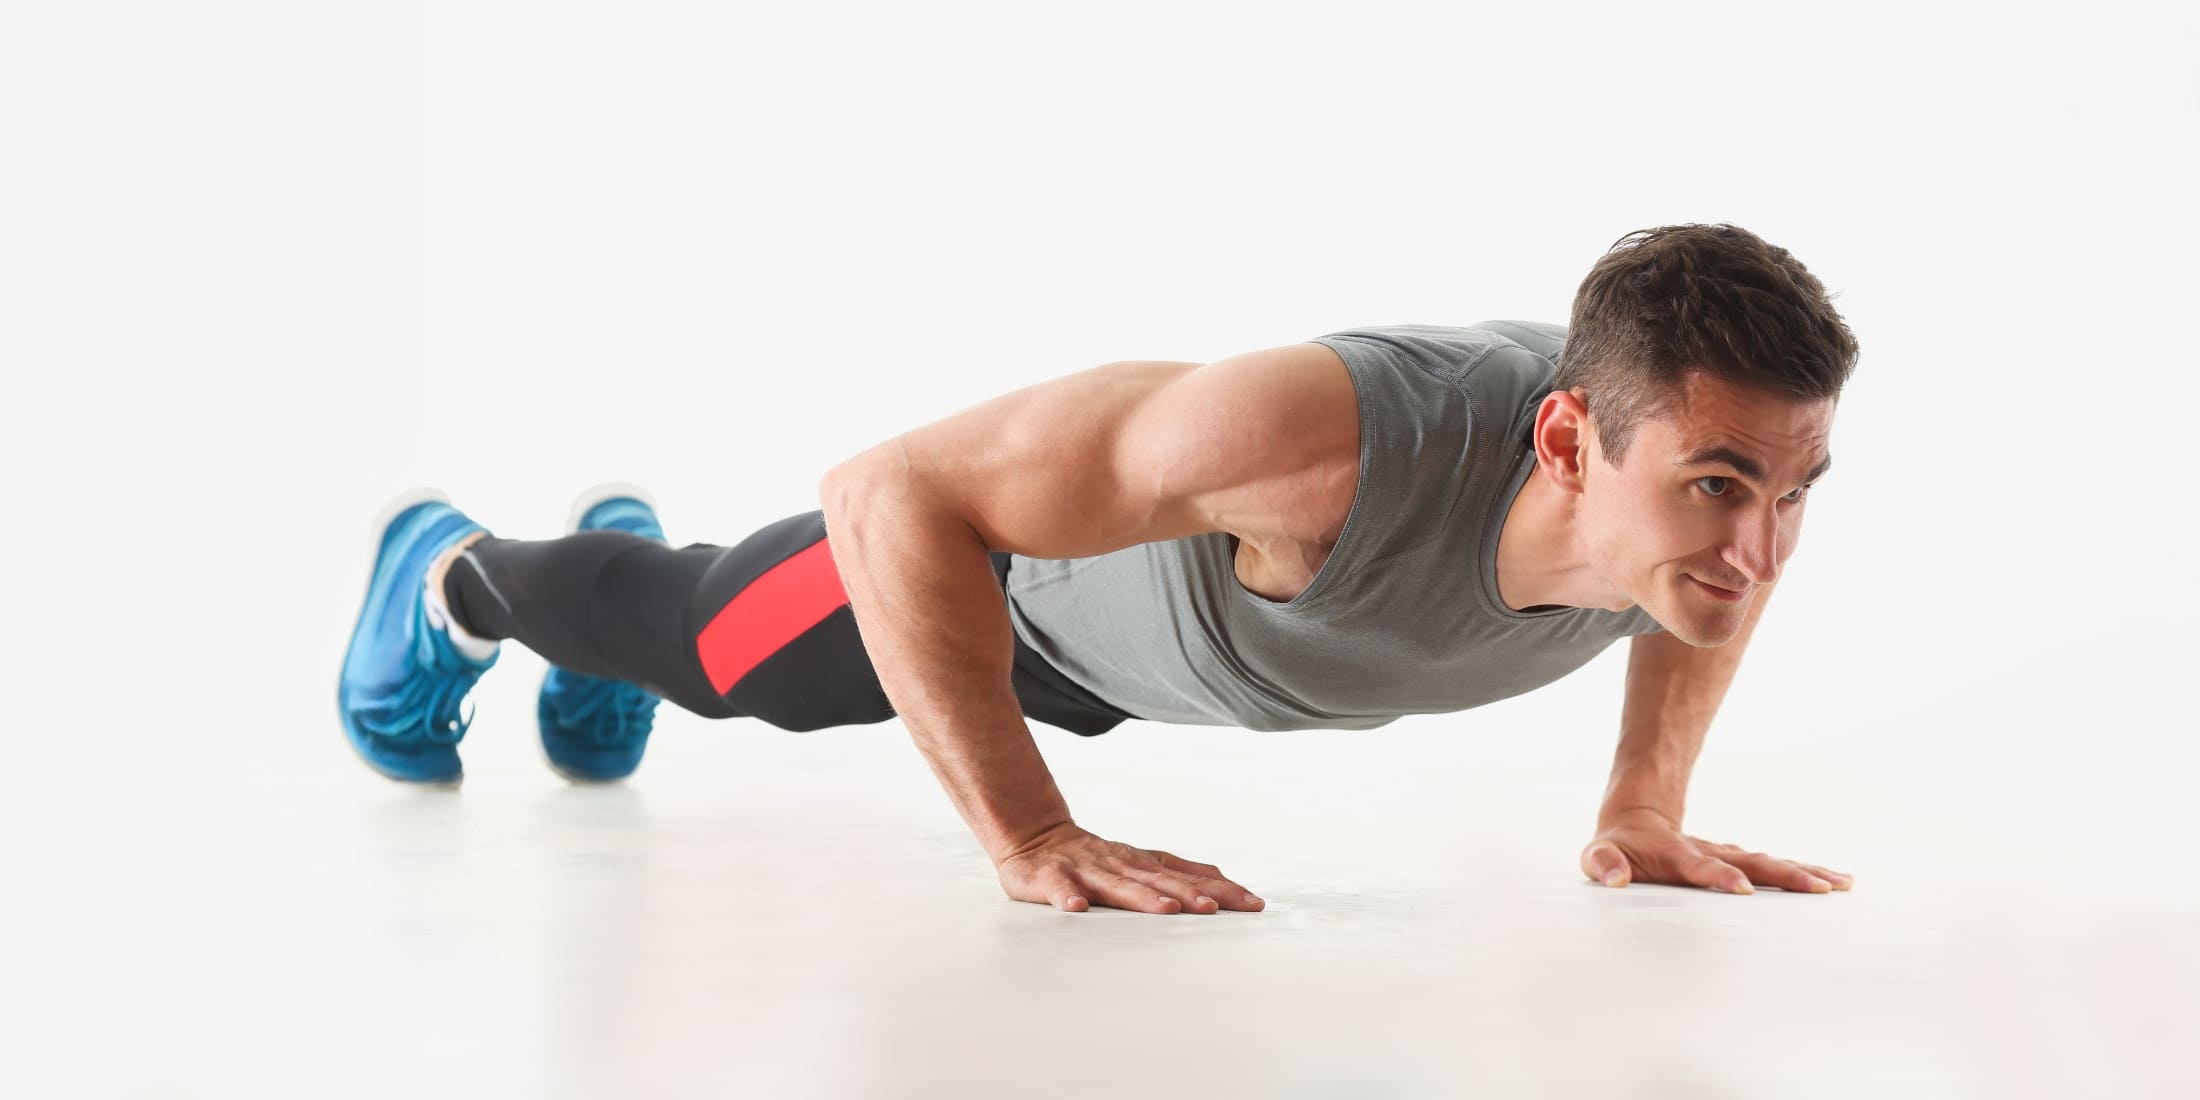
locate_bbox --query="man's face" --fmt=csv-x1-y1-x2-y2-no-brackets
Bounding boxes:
1579,371,1836,647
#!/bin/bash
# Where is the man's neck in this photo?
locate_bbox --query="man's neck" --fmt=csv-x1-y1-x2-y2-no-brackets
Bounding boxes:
1494,460,1631,613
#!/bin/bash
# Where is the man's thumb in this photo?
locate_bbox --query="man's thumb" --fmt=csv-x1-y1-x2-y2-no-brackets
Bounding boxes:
1582,841,1631,888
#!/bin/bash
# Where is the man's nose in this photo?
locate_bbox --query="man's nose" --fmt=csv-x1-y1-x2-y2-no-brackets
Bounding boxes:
1729,504,1781,584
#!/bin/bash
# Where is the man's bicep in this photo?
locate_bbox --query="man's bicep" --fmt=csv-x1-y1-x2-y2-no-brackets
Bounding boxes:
826,342,1360,559
1121,341,1361,547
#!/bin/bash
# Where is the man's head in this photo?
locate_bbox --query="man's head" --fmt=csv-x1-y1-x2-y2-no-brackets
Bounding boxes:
1538,223,1858,646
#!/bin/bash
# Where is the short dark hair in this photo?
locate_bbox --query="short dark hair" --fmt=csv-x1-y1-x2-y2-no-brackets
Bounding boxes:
1552,223,1859,467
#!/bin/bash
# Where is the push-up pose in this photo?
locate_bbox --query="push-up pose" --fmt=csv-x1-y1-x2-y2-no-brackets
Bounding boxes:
340,223,1860,915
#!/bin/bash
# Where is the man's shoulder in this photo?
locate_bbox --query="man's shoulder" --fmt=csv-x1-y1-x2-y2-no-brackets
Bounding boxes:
1309,320,1563,384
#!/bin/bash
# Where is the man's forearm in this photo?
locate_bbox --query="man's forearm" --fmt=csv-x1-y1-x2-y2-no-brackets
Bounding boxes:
1601,656,1712,828
1601,581,1777,826
820,468,1074,863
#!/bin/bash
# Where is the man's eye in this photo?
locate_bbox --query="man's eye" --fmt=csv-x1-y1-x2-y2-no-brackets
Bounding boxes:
1695,476,1813,502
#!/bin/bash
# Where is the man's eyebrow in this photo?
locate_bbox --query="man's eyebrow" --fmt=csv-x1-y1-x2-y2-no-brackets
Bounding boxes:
1677,443,1834,488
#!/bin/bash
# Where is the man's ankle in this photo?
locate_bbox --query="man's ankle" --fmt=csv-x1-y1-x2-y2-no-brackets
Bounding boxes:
424,532,499,660
428,532,490,600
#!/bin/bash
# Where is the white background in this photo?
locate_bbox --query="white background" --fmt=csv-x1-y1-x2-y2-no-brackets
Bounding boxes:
3,2,2195,1097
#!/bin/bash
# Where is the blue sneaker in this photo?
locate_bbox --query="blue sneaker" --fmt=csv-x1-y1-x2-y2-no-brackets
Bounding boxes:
537,482,666,783
338,488,501,785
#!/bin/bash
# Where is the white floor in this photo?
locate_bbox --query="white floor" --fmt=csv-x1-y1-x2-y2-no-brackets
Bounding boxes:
8,625,2195,1099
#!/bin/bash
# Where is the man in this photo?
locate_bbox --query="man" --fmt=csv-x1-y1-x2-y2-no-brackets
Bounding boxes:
339,222,1859,915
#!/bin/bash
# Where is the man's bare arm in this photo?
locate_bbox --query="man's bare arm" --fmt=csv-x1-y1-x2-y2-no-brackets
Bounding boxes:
1599,579,1779,828
816,478,1075,862
1581,578,1854,894
818,344,1360,914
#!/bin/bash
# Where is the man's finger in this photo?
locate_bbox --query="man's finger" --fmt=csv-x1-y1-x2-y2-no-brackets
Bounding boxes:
1581,841,1631,887
1145,857,1257,908
1727,852,1835,894
1136,871,1220,914
1210,880,1263,911
1097,855,1200,909
1154,851,1228,881
1144,853,1261,911
1685,854,1754,894
1100,871,1183,914
1152,865,1264,911
1032,870,1090,912
1797,862,1854,890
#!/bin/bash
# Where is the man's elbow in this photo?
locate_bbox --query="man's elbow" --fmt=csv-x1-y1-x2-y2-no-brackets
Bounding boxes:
819,464,855,511
820,452,886,512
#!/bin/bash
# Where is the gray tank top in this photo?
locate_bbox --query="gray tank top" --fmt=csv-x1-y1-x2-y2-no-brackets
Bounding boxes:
1002,319,1664,731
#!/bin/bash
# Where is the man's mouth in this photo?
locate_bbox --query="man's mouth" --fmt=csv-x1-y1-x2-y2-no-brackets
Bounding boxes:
1689,576,1749,602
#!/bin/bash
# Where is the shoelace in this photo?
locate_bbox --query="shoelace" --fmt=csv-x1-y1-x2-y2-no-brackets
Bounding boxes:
548,674,659,747
353,593,488,745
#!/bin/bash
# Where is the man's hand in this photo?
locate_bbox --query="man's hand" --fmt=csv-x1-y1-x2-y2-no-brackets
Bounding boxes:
995,822,1267,915
1581,808,1854,894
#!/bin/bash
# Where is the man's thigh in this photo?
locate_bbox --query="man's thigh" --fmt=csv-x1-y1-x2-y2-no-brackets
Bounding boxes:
681,509,1135,736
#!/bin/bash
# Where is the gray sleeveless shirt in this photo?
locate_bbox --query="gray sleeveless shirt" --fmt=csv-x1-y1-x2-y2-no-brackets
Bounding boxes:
1001,319,1664,731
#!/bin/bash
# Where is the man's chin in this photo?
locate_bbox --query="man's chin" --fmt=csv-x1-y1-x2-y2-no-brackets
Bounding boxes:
1649,610,1741,648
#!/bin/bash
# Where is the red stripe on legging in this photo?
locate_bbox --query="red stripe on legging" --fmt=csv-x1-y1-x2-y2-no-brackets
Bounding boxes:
695,538,851,694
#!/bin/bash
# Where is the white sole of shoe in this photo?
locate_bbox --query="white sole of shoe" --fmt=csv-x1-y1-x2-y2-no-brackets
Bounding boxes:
563,480,660,538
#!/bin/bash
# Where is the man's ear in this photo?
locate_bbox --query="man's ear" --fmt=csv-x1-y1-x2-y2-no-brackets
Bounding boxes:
1533,389,1593,493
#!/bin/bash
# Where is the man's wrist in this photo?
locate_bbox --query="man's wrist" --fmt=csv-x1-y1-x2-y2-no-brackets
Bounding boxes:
991,817,1082,865
961,787,1078,865
1598,772,1685,829
1597,802,1682,831
1599,764,1687,828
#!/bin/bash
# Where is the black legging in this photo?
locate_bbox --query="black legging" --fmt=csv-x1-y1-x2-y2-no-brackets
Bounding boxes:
440,509,1137,737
